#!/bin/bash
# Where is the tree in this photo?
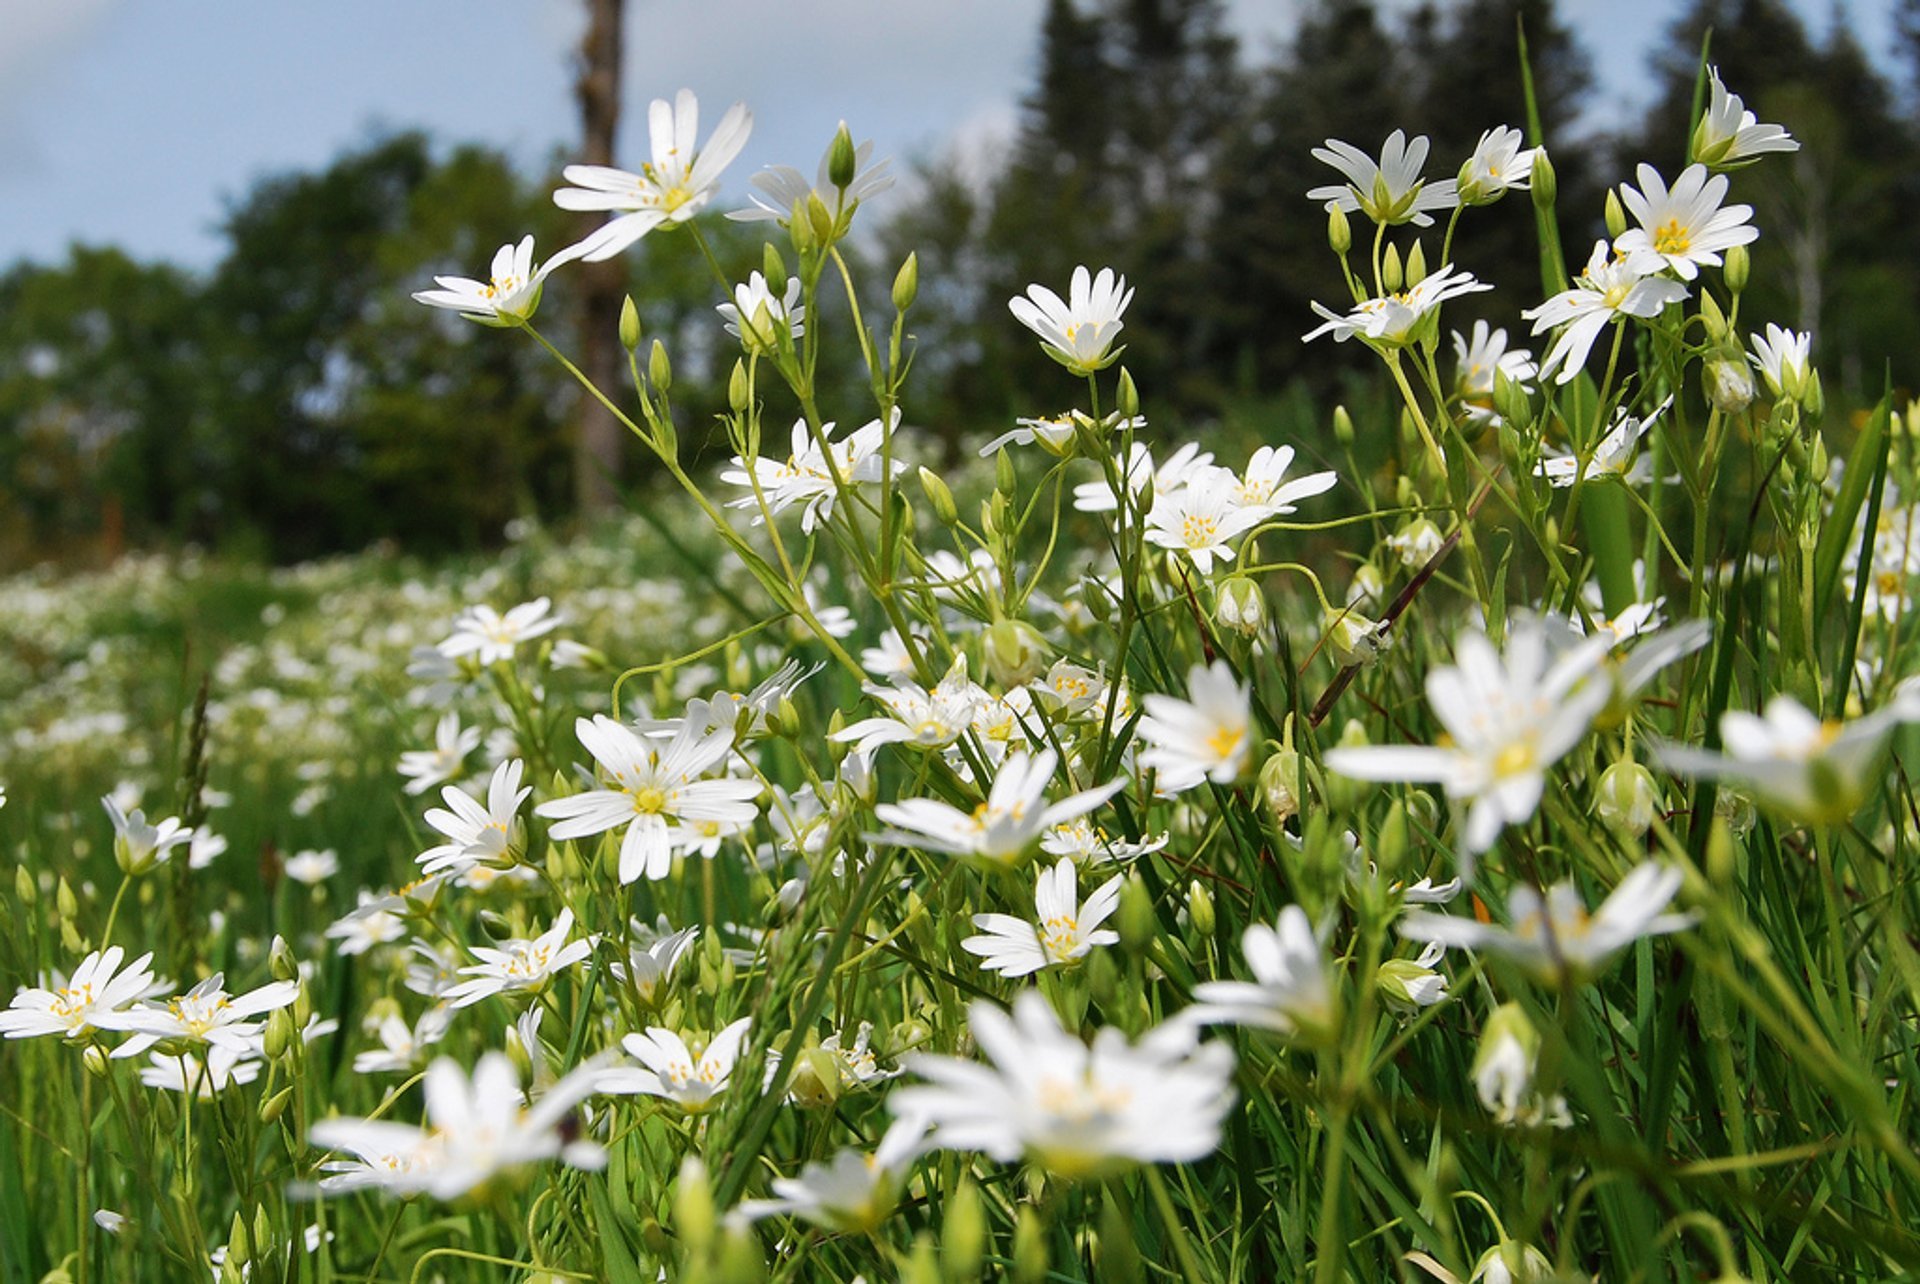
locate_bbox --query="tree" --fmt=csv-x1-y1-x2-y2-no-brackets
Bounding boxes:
573,0,626,513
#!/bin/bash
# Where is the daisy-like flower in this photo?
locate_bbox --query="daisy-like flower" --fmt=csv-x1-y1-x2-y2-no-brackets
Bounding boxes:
1182,906,1334,1040
554,88,753,262
283,849,338,885
443,908,594,1009
1655,684,1920,825
1748,323,1813,400
721,411,907,535
733,1117,929,1233
1534,400,1667,488
1304,265,1492,347
1073,441,1213,514
412,235,571,326
831,658,987,757
108,973,300,1060
1325,620,1615,858
1008,265,1133,376
139,1047,264,1098
438,597,562,667
535,716,761,884
325,891,406,956
1136,660,1252,794
1692,66,1799,168
598,1017,752,1113
1401,861,1692,984
1307,130,1459,226
311,1053,606,1199
979,409,1141,459
0,946,159,1041
1473,1002,1572,1128
101,797,192,875
352,1006,452,1075
874,749,1123,866
1228,445,1339,519
1040,816,1168,866
1145,467,1265,574
717,271,805,351
609,922,698,1006
418,759,529,875
729,123,894,223
1614,163,1757,281
1452,321,1536,427
1456,126,1539,206
397,711,480,797
891,992,1236,1179
1524,240,1690,385
963,858,1124,978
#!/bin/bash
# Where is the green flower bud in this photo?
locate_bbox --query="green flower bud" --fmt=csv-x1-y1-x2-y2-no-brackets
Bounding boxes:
1325,719,1372,814
259,1085,294,1124
14,866,33,906
673,1155,716,1256
1604,188,1627,240
1404,238,1429,288
1327,201,1352,255
1724,242,1750,294
1375,799,1412,877
227,1210,252,1268
805,192,835,247
1697,290,1728,341
82,1045,110,1079
1118,874,1155,953
727,358,750,413
1325,605,1390,668
1215,577,1267,638
995,446,1018,500
1803,369,1824,421
648,339,672,393
1381,243,1403,294
902,1235,940,1284
1116,366,1140,421
263,1008,294,1061
1259,747,1303,822
985,618,1048,688
1187,880,1215,938
892,252,919,312
1708,814,1738,889
252,1206,273,1260
269,934,299,983
942,1179,986,1283
827,121,858,190
1013,1206,1050,1284
917,466,958,526
1595,759,1662,838
619,295,642,351
1376,956,1447,1016
761,243,788,297
1333,404,1355,446
1529,148,1557,210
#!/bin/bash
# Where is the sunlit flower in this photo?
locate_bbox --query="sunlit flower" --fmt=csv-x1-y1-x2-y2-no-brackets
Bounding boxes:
1183,906,1334,1040
832,658,986,757
730,124,894,223
874,749,1122,866
412,235,569,326
444,908,594,1009
139,1046,263,1098
108,973,300,1060
609,922,698,1006
1456,126,1539,205
1304,266,1491,347
418,759,529,875
1524,240,1690,385
1692,66,1799,167
1307,130,1459,226
733,1117,928,1233
1614,163,1757,281
1325,621,1614,857
722,411,907,534
1534,400,1666,488
1040,816,1168,866
1401,861,1692,983
1473,1002,1571,1128
1145,467,1265,574
0,946,159,1041
892,992,1236,1179
1009,265,1133,375
1452,321,1535,427
325,890,407,956
438,597,562,667
1136,661,1251,794
101,797,192,875
963,858,1123,977
398,711,480,797
283,849,338,885
717,271,805,351
1749,323,1812,400
555,89,753,261
1073,441,1212,514
352,1006,452,1076
1228,445,1339,519
599,1017,753,1113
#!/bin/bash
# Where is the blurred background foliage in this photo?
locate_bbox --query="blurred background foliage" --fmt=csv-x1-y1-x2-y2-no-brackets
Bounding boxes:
3,0,1917,567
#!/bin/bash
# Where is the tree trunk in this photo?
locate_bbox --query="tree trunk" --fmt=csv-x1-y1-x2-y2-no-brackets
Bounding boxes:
574,0,626,513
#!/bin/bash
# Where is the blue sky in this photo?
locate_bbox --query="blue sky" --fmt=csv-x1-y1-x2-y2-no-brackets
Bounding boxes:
0,0,1898,271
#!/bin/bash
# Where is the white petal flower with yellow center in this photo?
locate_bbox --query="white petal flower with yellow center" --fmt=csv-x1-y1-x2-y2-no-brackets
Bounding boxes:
717,271,805,352
722,410,907,535
1073,441,1213,514
438,597,562,667
1039,816,1168,866
107,973,300,1060
1692,66,1799,168
598,1017,753,1113
1748,323,1812,400
1308,130,1459,226
0,946,160,1041
536,715,761,884
891,993,1237,1179
102,797,193,874
831,658,988,757
1144,466,1265,574
1325,620,1614,858
1614,162,1757,281
733,1117,929,1233
1304,265,1492,347
397,711,480,797
1456,126,1539,206
139,1047,263,1098
1228,445,1339,520
1534,400,1668,489
1009,265,1133,375
443,908,594,1009
419,759,529,875
964,858,1124,978
874,748,1123,866
1136,660,1251,795
1524,240,1690,385
412,235,571,326
1452,321,1535,427
1183,906,1334,1040
554,88,753,261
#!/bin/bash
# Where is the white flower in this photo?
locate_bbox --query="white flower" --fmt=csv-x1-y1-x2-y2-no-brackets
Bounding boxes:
1655,683,1920,825
1534,400,1667,488
1457,126,1539,205
419,759,529,874
1749,323,1813,400
352,1007,451,1075
1040,816,1168,866
554,88,753,261
729,124,894,223
963,858,1124,977
139,1046,263,1098
535,716,761,884
1377,942,1452,1016
186,829,227,870
311,1053,605,1199
1614,163,1757,281
0,946,159,1040
102,797,192,875
1136,661,1251,794
1073,441,1212,514
1401,861,1692,983
598,1017,753,1113
832,658,986,757
1308,130,1459,226
609,923,698,1006
325,891,406,956
722,411,907,535
1693,67,1799,167
438,597,562,667
733,1117,928,1233
1228,445,1339,520
1325,621,1615,857
891,993,1236,1179
1183,906,1334,1039
1524,240,1690,385
1144,467,1265,574
1305,266,1491,347
717,271,805,351
283,849,338,885
397,711,480,796
108,974,300,1060
874,749,1122,866
412,235,570,326
1009,265,1133,375
1452,321,1535,427
444,908,594,1009
1473,1004,1571,1129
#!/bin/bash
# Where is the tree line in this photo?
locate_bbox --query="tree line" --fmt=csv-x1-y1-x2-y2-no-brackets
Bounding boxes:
3,0,1915,565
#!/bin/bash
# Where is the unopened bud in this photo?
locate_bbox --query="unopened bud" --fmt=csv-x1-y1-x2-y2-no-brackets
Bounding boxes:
1333,404,1355,447
761,243,788,297
984,618,1047,687
892,253,918,312
728,359,750,413
1325,605,1390,668
943,1179,986,1282
1530,148,1557,210
1803,369,1824,421
1013,1205,1050,1284
674,1155,716,1255
56,878,78,922
259,1085,294,1124
1705,355,1755,414
1493,368,1532,429
805,192,835,246
1381,243,1403,294
82,1045,110,1078
13,866,33,906
917,466,958,526
227,1211,252,1267
1118,875,1154,953
1187,881,1215,938
1724,243,1750,294
648,340,672,393
1604,188,1627,240
1116,367,1139,421
1215,577,1266,638
1327,202,1352,256
1708,814,1737,889
1259,747,1303,822
263,1009,294,1061
827,122,858,191
619,295,641,351
269,934,299,982
1098,1195,1144,1284
1404,239,1428,288
1376,799,1412,876
1595,760,1662,838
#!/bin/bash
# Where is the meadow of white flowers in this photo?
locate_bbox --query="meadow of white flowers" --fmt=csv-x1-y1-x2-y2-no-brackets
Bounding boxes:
8,64,1920,1283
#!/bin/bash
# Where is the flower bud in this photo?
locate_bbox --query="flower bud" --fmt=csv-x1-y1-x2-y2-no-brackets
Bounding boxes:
1802,369,1824,421
1403,238,1428,288
263,1008,294,1061
1333,404,1355,446
892,252,918,312
1215,577,1266,638
917,466,958,526
1375,799,1412,877
1604,188,1627,240
648,339,672,393
82,1045,110,1079
715,1225,767,1284
1472,1241,1555,1284
1186,880,1215,938
269,934,299,982
1595,759,1661,837
1723,242,1750,294
252,1206,272,1259
902,1235,940,1284
994,446,1018,499
674,1155,716,1256
1116,367,1140,421
259,1085,294,1124
1117,874,1155,953
1325,606,1390,668
1013,1206,1050,1284
727,358,750,413
1259,747,1303,822
1325,719,1372,814
1381,243,1403,294
805,192,835,246
1529,148,1557,210
1377,956,1448,1015
760,243,789,298
985,618,1048,687
827,121,858,190
1327,202,1352,255
1493,367,1532,430
227,1210,252,1268
1705,354,1755,414
13,866,33,906
619,295,642,351
943,1179,986,1282
1697,290,1728,342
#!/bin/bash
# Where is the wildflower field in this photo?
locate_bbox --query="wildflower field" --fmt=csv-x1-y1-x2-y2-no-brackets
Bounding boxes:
10,58,1920,1284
